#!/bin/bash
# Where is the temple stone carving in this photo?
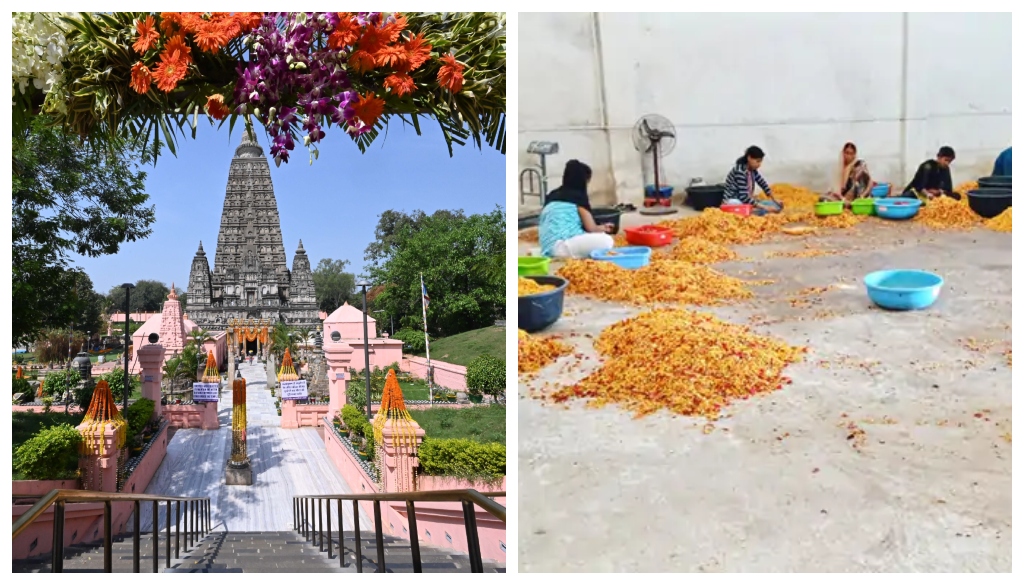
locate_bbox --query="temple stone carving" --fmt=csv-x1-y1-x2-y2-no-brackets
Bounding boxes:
187,129,319,331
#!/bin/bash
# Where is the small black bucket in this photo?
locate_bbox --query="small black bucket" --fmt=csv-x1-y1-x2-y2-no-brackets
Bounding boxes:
591,207,623,234
685,184,726,211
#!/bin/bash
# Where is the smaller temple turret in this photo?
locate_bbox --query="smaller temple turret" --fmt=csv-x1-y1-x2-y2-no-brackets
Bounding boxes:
187,241,212,311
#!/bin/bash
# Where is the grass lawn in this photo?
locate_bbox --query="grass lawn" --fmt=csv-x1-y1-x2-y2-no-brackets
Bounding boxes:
412,404,505,444
410,326,505,367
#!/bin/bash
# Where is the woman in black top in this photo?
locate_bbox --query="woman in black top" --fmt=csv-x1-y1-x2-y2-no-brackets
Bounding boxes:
903,146,960,200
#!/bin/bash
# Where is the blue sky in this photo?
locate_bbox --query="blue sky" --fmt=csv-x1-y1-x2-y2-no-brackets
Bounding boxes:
72,119,506,295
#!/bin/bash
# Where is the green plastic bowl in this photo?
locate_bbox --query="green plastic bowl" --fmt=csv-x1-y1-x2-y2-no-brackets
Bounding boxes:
518,256,551,276
851,198,875,216
815,201,844,216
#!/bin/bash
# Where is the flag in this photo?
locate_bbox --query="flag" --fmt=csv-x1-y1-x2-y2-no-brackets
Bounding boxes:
421,279,430,310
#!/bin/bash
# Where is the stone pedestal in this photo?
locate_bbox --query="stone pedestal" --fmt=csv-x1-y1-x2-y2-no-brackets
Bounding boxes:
136,344,165,418
324,340,355,421
76,422,124,492
225,462,253,485
379,419,426,493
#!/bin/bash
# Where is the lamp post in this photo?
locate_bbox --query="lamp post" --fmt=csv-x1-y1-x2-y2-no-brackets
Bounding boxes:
357,280,372,419
121,283,135,411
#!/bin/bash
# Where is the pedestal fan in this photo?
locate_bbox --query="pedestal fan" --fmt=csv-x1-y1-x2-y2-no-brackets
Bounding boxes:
633,114,678,216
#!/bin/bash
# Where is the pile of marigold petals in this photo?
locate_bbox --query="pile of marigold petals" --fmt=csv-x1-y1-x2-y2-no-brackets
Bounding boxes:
557,258,753,306
769,184,821,210
668,237,739,264
985,207,1011,232
518,277,555,296
956,181,979,194
550,309,807,419
659,208,795,245
915,196,982,230
519,329,572,374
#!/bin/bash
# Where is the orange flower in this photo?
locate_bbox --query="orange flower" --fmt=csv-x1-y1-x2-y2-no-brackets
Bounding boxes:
193,22,231,52
379,13,407,44
328,12,360,49
384,73,415,97
374,45,407,69
235,12,264,32
162,34,192,67
129,62,153,94
437,54,465,93
151,52,188,93
159,12,182,35
348,49,377,74
133,15,159,54
205,94,231,120
402,33,432,72
351,92,385,129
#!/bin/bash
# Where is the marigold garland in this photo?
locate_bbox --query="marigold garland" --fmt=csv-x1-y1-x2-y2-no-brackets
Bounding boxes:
371,369,420,456
202,350,219,383
79,380,128,457
278,348,299,381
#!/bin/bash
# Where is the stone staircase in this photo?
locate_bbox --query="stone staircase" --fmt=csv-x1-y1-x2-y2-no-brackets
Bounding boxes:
12,530,505,573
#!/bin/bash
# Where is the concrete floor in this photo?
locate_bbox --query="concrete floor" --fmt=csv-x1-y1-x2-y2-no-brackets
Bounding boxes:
518,219,1012,572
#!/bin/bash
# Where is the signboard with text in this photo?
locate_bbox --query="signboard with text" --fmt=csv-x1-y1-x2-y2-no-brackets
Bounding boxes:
280,379,309,400
192,382,219,402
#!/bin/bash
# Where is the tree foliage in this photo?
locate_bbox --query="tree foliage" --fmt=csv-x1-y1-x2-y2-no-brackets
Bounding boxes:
312,258,356,315
365,207,505,338
105,279,169,313
12,117,154,345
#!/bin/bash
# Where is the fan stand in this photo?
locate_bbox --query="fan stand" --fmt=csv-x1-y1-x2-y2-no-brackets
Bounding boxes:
640,136,678,216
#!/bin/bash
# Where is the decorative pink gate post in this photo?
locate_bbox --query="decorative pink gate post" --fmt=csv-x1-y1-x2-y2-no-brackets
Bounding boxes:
76,381,128,493
379,418,426,492
324,339,355,421
136,343,164,418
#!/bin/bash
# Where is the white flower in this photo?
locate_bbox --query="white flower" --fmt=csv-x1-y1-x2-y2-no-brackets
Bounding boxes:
12,12,72,98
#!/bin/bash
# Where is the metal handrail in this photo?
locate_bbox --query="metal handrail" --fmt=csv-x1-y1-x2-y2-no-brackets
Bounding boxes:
293,489,505,573
12,489,211,573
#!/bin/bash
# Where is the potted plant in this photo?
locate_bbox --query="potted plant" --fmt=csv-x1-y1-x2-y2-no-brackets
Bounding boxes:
468,389,484,404
130,435,143,455
357,437,369,461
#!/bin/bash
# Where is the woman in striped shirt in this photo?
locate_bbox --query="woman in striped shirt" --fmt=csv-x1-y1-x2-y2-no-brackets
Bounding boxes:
723,146,780,214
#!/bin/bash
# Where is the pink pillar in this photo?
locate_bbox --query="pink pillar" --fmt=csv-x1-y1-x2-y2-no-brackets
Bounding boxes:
136,343,164,418
76,423,124,492
379,420,426,493
324,340,355,421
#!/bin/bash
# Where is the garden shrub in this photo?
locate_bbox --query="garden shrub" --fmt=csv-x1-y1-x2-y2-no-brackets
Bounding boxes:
466,354,505,398
393,329,426,354
42,369,81,399
124,398,155,440
362,422,375,453
341,404,369,437
12,375,32,397
13,423,83,480
99,368,139,403
417,438,505,481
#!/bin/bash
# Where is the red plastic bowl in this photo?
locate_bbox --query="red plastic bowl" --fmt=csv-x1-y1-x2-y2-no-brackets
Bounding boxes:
625,225,673,247
721,203,753,217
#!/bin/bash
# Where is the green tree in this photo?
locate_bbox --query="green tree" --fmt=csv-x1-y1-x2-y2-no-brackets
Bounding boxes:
270,322,297,362
105,279,169,313
366,207,505,337
312,258,356,314
12,118,154,346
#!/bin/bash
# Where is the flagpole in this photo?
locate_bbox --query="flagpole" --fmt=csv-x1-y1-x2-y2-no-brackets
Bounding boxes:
421,272,433,403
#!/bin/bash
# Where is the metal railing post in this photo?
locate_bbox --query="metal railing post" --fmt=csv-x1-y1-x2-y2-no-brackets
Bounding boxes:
338,499,346,568
175,500,180,559
462,500,484,573
104,501,112,573
326,498,332,558
51,500,65,573
406,501,422,573
133,500,141,573
166,500,171,568
373,500,386,573
353,500,363,573
318,498,324,551
152,501,159,573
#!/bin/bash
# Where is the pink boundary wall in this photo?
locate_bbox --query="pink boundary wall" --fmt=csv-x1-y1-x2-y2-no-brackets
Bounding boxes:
164,403,220,429
401,356,467,391
280,402,329,429
12,423,171,560
322,428,506,563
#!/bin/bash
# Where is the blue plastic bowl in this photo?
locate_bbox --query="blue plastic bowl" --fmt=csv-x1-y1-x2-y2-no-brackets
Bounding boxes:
874,197,922,220
645,185,674,198
864,269,944,310
871,183,891,197
519,275,569,333
590,246,652,270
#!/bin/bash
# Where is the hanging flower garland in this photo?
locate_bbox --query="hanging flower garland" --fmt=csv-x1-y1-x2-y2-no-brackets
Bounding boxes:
15,11,505,166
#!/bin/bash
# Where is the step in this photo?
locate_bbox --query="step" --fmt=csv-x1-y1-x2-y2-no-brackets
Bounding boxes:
12,532,207,573
294,529,506,573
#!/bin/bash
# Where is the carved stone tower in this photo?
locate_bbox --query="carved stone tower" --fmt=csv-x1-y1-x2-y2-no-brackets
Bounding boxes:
186,128,319,330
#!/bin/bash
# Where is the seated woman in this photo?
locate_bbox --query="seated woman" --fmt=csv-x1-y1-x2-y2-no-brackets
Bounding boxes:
902,146,960,200
723,146,781,215
992,147,1012,177
539,160,615,259
822,142,874,202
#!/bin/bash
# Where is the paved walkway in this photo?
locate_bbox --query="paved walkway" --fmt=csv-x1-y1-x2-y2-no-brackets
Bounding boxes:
143,362,364,532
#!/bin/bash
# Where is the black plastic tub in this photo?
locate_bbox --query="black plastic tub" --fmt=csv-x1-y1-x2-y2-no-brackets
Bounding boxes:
591,207,623,234
966,188,1012,219
685,184,726,211
519,275,569,333
978,175,1012,190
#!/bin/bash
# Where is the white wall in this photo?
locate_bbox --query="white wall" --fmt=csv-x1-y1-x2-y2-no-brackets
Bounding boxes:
519,12,1012,207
